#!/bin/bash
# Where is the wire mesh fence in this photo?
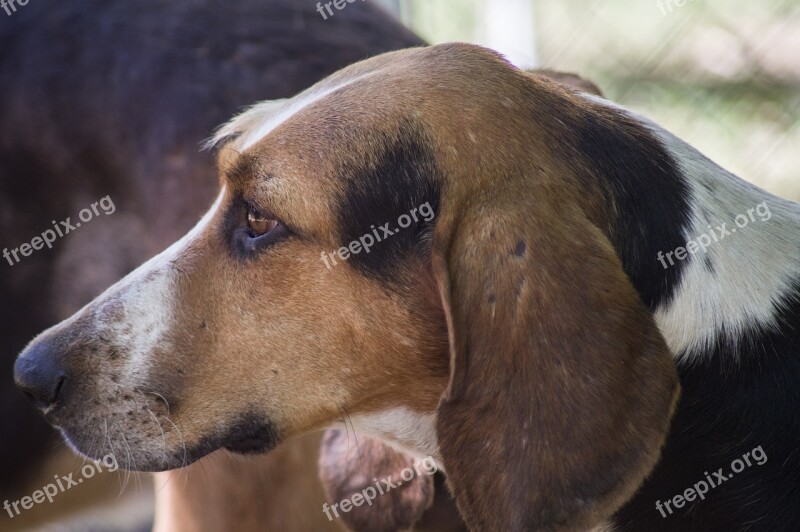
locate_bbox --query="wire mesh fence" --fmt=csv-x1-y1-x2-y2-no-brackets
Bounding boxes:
384,0,800,200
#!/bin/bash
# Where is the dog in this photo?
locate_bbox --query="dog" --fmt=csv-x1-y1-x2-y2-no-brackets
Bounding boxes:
15,43,800,531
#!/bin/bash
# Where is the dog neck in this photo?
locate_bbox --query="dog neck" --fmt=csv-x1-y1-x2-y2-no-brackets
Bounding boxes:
582,94,800,361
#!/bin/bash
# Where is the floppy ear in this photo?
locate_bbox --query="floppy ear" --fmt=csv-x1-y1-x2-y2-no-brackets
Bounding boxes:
319,429,435,532
432,189,679,531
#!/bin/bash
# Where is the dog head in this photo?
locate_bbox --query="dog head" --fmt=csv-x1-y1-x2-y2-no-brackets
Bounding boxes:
16,43,677,530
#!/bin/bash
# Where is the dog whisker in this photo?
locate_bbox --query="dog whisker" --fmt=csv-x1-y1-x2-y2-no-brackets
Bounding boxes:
161,413,188,473
118,430,132,494
103,418,127,497
134,390,170,464
140,389,172,416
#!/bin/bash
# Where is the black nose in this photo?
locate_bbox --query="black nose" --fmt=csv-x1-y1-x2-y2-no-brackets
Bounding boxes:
14,340,67,411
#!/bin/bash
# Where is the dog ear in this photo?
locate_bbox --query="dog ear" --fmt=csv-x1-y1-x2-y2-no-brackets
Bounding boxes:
318,429,435,532
431,190,679,531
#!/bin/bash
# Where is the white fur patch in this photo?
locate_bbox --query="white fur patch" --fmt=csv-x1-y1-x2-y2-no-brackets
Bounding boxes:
648,128,800,360
84,186,227,377
208,72,373,153
583,94,800,360
346,407,441,466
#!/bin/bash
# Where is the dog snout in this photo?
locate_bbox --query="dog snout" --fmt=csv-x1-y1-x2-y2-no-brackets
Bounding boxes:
15,338,68,412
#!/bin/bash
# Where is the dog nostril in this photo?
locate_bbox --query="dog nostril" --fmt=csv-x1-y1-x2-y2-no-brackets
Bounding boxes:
22,390,37,404
52,374,66,403
18,371,66,411
14,341,69,412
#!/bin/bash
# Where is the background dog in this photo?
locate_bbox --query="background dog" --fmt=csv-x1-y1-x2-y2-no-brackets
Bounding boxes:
0,1,421,529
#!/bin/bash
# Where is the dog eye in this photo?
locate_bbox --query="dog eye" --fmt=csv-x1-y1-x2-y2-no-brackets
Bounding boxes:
247,208,278,237
230,202,292,257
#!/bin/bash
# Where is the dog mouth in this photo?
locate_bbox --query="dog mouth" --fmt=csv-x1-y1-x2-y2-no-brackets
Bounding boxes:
164,414,282,469
223,422,281,455
57,410,281,472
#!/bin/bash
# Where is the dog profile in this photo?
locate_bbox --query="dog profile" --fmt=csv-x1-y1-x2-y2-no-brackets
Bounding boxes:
16,43,800,531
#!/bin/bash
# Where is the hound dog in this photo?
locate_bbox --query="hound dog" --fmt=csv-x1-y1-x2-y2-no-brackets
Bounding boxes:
15,43,800,531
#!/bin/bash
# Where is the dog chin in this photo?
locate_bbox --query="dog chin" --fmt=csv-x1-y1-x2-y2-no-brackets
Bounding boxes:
59,430,200,472
64,415,281,472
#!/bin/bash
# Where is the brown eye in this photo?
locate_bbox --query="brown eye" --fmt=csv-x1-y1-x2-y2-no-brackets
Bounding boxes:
247,208,278,237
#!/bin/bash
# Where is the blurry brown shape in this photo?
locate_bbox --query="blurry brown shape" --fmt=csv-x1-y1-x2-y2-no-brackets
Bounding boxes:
153,432,338,532
319,429,434,532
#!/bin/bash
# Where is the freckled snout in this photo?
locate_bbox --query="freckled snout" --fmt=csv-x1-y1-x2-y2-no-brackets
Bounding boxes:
8,188,265,471
11,300,198,470
15,336,68,412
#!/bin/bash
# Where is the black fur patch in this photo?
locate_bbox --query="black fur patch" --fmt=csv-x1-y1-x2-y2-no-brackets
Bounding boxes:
615,281,800,530
176,413,281,469
573,106,692,311
120,413,280,472
335,124,440,280
222,413,281,455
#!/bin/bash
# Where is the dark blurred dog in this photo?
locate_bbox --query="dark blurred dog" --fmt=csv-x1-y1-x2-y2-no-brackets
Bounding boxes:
0,0,421,528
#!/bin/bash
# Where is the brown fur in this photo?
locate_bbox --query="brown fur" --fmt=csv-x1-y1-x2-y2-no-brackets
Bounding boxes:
432,197,678,530
17,44,678,530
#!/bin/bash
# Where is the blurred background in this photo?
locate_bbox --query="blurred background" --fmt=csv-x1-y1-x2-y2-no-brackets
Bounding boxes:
379,0,800,201
1,0,797,530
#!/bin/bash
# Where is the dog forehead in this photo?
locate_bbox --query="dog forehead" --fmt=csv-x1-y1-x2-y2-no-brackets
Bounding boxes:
213,44,533,241
213,44,517,157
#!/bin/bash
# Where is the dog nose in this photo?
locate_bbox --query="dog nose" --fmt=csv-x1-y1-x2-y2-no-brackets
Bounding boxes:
14,340,68,411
